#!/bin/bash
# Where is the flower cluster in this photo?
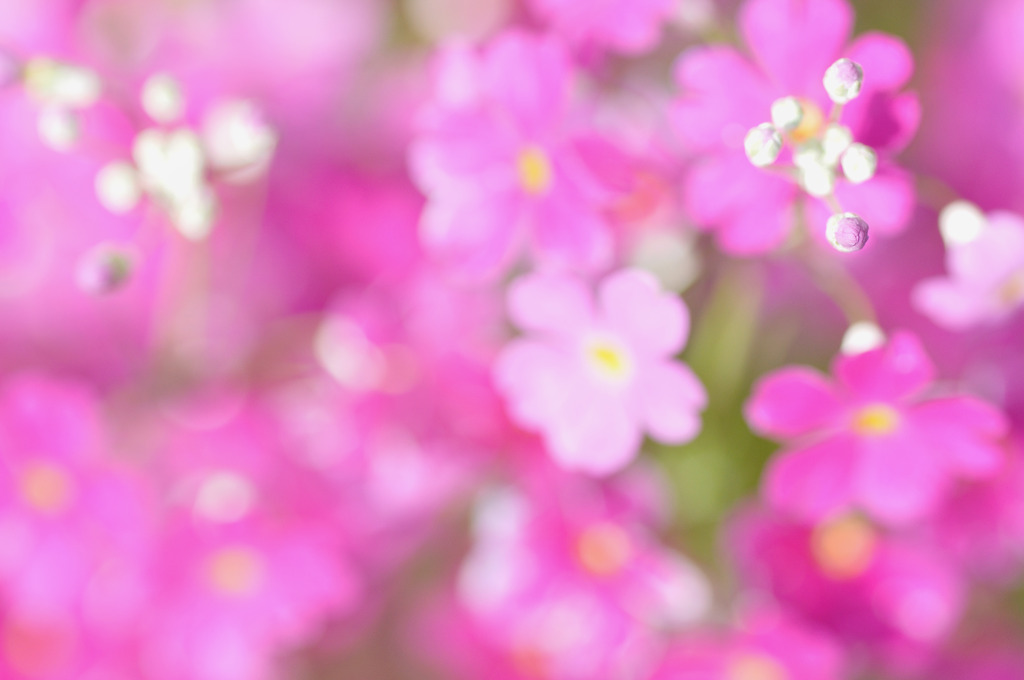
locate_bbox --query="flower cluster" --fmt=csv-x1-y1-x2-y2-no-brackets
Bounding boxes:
1,0,1023,678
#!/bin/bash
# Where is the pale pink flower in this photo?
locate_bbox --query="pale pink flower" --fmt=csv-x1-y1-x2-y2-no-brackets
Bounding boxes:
495,268,706,475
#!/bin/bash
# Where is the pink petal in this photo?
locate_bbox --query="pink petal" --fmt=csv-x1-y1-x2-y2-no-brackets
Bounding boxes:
546,386,642,475
684,153,796,254
506,271,594,338
493,339,573,429
844,32,914,92
745,367,843,439
598,269,688,356
419,194,522,279
636,362,706,444
912,396,1008,477
832,165,915,237
853,428,948,525
739,0,853,95
833,331,934,402
843,91,921,153
672,46,774,152
482,31,570,137
529,186,613,271
911,278,995,331
763,436,858,521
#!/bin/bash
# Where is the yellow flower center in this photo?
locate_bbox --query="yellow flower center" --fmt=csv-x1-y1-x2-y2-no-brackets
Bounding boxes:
19,462,75,515
576,522,632,577
727,653,789,680
205,546,265,597
583,337,633,383
852,403,900,437
790,98,825,144
811,515,878,580
517,145,554,196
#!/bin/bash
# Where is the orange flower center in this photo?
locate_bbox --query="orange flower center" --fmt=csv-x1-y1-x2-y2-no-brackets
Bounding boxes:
727,653,789,680
19,462,75,515
811,515,878,580
205,545,265,597
576,522,632,576
790,98,825,144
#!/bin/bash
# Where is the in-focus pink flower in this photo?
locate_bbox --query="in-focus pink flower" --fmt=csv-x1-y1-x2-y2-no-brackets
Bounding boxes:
672,0,919,253
410,31,614,278
495,268,706,475
746,331,1008,525
526,0,676,55
914,202,1024,330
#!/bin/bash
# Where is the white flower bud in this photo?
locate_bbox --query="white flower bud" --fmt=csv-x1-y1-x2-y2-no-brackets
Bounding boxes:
141,73,186,124
37,107,79,151
770,97,803,132
95,161,142,214
821,124,853,165
744,123,782,167
939,200,986,246
840,143,878,184
823,58,864,104
799,160,836,197
841,321,886,354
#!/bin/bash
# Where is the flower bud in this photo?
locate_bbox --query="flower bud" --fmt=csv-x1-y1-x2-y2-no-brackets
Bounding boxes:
770,97,803,132
141,73,185,124
939,200,985,246
826,212,869,253
823,58,863,104
744,123,782,167
841,321,886,354
840,143,877,184
95,161,142,214
821,124,853,165
75,244,136,294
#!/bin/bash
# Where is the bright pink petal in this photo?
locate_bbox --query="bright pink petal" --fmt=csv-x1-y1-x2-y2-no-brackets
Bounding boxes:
845,32,913,91
684,153,796,254
636,362,706,444
763,436,857,521
832,165,915,237
739,0,853,94
672,46,773,152
598,269,688,356
745,367,843,439
853,429,947,525
506,271,594,338
833,331,934,402
912,396,1008,477
843,91,921,153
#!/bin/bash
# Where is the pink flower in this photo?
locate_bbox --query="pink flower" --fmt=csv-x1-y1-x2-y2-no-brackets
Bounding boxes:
672,0,919,253
913,202,1024,330
526,0,676,55
728,506,966,671
746,331,1009,525
410,31,614,278
495,268,706,475
651,609,846,680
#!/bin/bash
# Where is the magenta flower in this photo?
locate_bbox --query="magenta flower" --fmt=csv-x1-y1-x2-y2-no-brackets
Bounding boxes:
526,0,676,55
672,0,919,253
746,332,1009,525
495,268,706,475
913,202,1024,330
728,506,966,668
651,609,846,680
410,31,614,278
